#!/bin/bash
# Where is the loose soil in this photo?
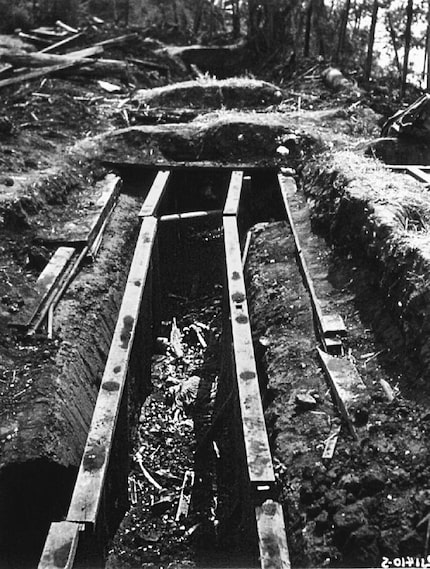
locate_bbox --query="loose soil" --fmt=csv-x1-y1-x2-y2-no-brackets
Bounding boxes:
0,23,430,569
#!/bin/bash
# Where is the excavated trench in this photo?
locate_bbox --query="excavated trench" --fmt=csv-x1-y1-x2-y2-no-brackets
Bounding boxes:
2,112,430,569
104,167,286,569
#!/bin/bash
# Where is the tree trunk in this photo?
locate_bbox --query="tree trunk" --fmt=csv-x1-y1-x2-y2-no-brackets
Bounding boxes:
248,0,258,38
364,0,378,83
194,0,205,35
336,0,351,62
208,0,215,40
304,0,313,57
427,0,430,90
354,1,362,32
232,0,240,38
387,12,401,76
401,0,414,99
313,0,327,57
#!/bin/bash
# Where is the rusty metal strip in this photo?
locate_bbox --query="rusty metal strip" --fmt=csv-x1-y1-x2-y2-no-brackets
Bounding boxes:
67,216,157,523
223,170,244,216
138,170,170,217
256,500,290,569
38,521,81,569
223,216,275,487
278,174,345,354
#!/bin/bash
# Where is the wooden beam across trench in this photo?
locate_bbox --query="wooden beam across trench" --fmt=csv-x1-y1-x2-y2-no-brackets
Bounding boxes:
65,215,157,524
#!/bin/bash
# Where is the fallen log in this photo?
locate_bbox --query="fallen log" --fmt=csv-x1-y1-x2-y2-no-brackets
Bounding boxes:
1,52,129,79
61,60,131,80
1,52,94,68
155,42,246,76
0,59,89,90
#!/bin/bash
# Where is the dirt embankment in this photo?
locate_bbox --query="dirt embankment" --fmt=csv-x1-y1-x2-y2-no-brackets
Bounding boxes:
303,151,430,381
79,112,322,166
133,78,282,109
246,217,430,567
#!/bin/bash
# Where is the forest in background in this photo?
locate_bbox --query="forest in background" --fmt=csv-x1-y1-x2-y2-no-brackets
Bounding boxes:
1,0,430,96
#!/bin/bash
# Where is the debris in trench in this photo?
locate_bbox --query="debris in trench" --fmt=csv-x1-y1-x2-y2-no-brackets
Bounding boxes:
97,80,122,93
380,378,397,402
175,470,195,522
296,391,318,410
167,375,200,422
170,317,184,359
135,449,164,491
155,336,170,354
322,423,341,459
189,323,207,348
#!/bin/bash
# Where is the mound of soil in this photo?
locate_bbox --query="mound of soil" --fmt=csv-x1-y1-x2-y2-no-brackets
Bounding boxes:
85,111,323,165
132,78,283,109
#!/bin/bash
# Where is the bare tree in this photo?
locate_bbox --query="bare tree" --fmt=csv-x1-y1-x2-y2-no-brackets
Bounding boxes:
364,0,378,83
336,0,351,62
387,11,402,77
401,0,414,98
427,0,430,90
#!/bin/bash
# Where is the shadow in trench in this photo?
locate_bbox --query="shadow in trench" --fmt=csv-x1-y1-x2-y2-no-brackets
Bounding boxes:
0,459,76,569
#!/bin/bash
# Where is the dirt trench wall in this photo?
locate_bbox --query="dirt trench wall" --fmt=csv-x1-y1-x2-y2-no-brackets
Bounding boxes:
302,150,430,377
0,161,106,231
0,193,143,470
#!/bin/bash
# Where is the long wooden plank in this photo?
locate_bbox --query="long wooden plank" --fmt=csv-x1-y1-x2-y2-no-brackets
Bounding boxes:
223,170,244,215
138,170,170,217
317,348,366,440
39,32,83,54
38,521,80,569
159,209,222,222
406,166,430,185
38,174,120,245
256,500,290,569
278,174,345,353
223,216,275,487
11,246,75,329
67,216,157,523
27,246,87,336
67,46,104,59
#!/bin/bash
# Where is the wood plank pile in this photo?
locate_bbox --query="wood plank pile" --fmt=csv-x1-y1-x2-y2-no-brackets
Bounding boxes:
0,19,140,91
